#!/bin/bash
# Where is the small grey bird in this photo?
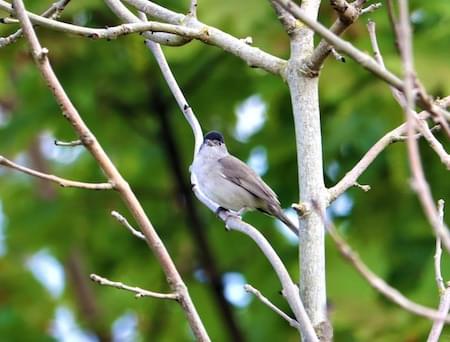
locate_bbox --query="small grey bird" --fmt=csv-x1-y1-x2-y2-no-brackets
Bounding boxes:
191,131,298,235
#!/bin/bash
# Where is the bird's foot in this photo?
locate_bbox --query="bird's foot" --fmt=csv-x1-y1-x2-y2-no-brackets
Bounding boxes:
215,207,242,231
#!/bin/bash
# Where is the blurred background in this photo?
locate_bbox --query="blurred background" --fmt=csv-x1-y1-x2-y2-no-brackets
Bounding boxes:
1,0,449,341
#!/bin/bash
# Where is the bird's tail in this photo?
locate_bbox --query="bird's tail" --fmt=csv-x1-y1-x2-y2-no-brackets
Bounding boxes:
274,209,299,236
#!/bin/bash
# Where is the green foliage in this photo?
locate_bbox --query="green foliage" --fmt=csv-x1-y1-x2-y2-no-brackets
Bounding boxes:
1,0,450,341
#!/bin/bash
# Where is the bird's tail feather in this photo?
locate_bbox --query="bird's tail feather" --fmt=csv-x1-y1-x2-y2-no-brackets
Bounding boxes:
277,211,299,236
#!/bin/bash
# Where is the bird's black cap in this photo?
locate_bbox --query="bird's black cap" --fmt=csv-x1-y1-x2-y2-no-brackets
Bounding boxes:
204,131,224,143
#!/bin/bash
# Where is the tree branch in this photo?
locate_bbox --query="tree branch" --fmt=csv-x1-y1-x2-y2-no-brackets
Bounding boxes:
111,210,146,240
367,20,450,168
326,109,448,204
219,211,318,341
314,202,450,323
90,274,179,300
54,139,82,146
0,0,285,75
305,0,381,76
397,0,450,254
427,288,450,342
11,0,210,340
0,155,113,190
0,0,71,48
273,0,450,120
273,0,403,88
268,0,297,34
244,284,302,330
434,200,446,294
124,0,286,75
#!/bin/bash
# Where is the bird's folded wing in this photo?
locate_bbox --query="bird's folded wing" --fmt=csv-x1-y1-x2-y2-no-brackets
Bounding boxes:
218,155,280,205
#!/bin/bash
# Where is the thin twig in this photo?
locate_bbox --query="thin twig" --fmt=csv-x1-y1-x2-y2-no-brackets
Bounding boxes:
397,0,450,253
434,200,446,294
304,0,381,76
90,274,179,300
427,288,450,342
327,112,423,204
313,202,450,323
0,0,71,48
367,20,450,169
188,0,197,18
12,1,210,340
54,139,82,146
0,155,113,190
244,284,301,330
219,211,318,341
268,0,297,34
111,210,145,240
360,3,382,15
385,0,401,54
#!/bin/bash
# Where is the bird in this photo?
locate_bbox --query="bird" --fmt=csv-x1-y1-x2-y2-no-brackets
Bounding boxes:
191,131,299,235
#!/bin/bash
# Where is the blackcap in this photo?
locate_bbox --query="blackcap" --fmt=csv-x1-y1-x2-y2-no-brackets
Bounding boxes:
191,131,299,235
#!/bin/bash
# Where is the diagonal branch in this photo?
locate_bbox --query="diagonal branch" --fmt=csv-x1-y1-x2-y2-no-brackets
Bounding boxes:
397,0,450,254
305,0,382,76
0,155,113,190
218,210,318,341
326,111,433,204
268,0,297,34
11,0,210,340
111,210,146,240
90,274,180,300
367,20,450,166
314,202,450,323
272,0,450,120
244,284,302,330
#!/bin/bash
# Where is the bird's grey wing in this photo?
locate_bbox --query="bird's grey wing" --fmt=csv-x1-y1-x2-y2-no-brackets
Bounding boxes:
218,155,280,205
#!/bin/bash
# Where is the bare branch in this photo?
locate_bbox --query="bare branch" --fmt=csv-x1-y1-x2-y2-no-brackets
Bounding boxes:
12,0,210,340
268,0,297,34
273,0,403,87
124,0,286,75
427,287,450,342
304,0,381,76
368,19,450,153
354,182,370,192
111,210,146,240
0,0,71,48
434,200,446,294
330,47,345,62
244,284,302,330
327,118,412,204
314,203,450,323
397,0,450,254
90,274,179,300
360,2,382,15
0,155,113,190
54,139,82,147
188,0,198,18
218,211,318,341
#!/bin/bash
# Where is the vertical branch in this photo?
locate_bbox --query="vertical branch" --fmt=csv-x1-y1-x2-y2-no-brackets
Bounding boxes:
427,200,450,342
285,0,330,339
12,1,210,340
